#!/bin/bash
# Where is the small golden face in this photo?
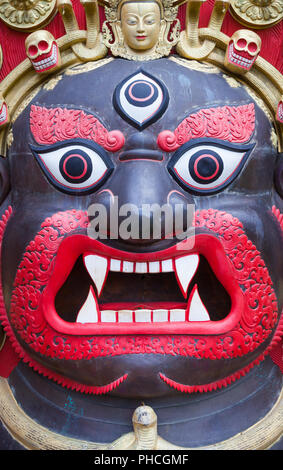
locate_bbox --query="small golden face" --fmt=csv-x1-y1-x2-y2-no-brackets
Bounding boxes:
120,2,161,52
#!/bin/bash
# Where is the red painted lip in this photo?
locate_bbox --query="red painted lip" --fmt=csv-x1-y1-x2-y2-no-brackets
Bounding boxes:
42,234,244,336
136,35,147,40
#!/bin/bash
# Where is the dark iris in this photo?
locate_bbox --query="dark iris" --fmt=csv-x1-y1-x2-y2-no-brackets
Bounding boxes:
132,82,152,99
65,156,85,177
125,79,158,107
189,149,223,185
197,157,217,178
59,149,92,184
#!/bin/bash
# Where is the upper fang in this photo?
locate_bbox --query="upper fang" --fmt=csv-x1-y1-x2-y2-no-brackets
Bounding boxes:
84,254,108,296
174,254,199,297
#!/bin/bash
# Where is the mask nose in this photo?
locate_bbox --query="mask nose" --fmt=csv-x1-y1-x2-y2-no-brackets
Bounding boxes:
119,131,163,162
89,155,195,248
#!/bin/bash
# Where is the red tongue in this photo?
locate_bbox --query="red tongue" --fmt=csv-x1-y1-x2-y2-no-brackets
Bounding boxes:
99,301,188,310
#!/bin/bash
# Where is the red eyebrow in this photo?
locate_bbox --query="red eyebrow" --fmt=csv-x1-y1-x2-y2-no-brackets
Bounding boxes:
157,103,255,152
30,105,124,152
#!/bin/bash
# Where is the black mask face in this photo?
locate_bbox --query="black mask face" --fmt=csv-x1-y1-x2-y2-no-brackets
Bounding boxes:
1,58,282,397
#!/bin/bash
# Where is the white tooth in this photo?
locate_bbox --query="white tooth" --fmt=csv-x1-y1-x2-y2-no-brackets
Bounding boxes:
135,262,148,273
76,287,98,323
118,310,133,322
188,286,210,322
101,310,116,323
170,309,185,322
161,259,173,272
148,261,160,273
110,258,121,271
153,309,168,322
84,254,108,296
135,309,151,322
122,261,134,273
174,254,199,297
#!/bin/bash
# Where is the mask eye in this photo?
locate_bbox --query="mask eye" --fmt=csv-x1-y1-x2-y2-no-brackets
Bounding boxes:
168,139,254,194
30,140,113,194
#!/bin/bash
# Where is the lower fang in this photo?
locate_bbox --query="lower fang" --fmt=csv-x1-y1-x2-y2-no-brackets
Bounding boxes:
187,285,210,322
76,287,98,323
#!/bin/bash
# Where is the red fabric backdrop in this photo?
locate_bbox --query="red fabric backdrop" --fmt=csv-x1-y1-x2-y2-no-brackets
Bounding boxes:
0,0,282,376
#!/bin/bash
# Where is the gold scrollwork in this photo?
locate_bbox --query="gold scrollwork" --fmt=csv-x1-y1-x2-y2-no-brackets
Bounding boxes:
230,0,283,29
0,0,57,32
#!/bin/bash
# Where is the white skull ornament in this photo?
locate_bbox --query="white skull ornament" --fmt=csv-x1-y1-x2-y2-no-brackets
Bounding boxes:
224,30,261,74
276,96,283,124
0,94,9,128
25,31,61,74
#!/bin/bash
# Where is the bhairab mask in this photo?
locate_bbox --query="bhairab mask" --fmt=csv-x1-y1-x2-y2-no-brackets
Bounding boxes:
1,57,282,397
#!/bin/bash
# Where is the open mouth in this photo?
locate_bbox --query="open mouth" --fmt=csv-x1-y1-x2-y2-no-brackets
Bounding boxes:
228,43,256,69
42,234,243,335
31,43,58,72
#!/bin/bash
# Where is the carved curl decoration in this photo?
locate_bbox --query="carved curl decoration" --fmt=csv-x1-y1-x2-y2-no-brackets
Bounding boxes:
30,105,125,152
230,0,283,29
0,0,57,32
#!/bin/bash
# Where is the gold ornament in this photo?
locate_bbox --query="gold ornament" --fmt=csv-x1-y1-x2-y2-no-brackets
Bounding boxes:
25,30,61,73
176,0,230,60
276,96,283,124
175,0,283,150
101,0,182,61
0,93,9,128
57,0,107,61
230,0,283,29
0,0,57,32
224,29,262,75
